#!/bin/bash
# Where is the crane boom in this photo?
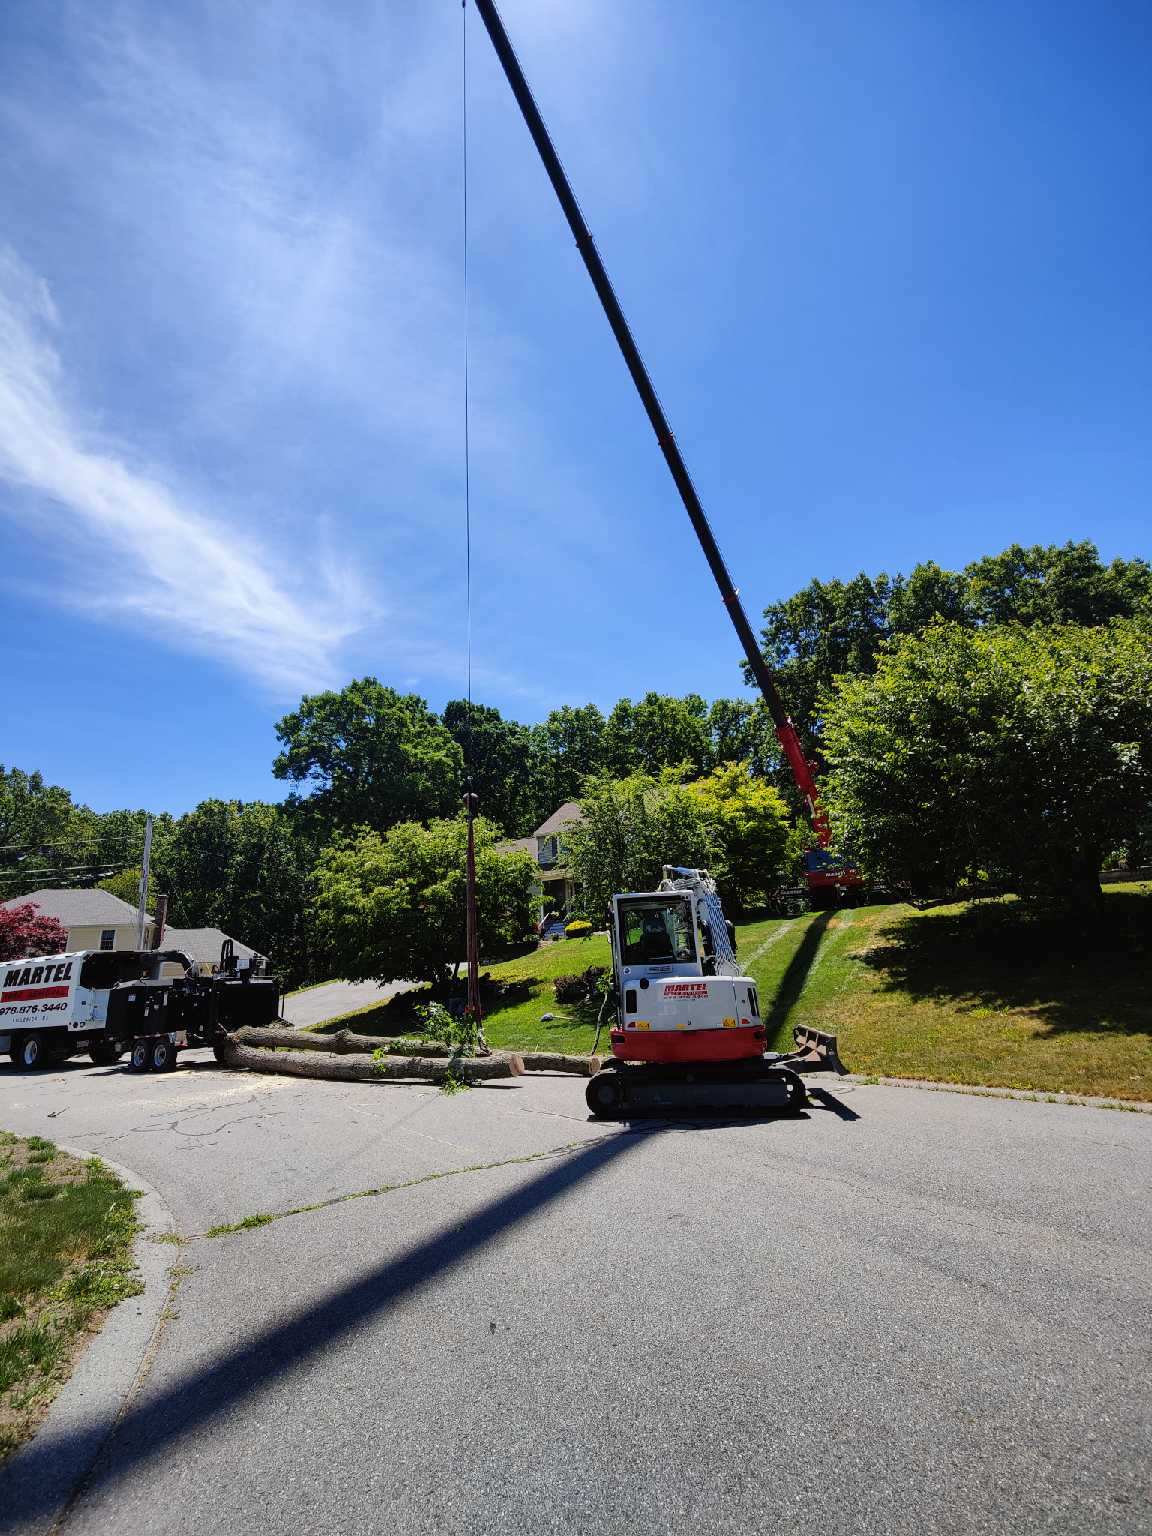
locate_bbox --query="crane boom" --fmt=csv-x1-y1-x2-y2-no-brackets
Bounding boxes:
471,0,833,848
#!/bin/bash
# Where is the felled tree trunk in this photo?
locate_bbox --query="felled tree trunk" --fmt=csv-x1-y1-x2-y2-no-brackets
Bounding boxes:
215,1036,523,1082
236,1026,467,1057
519,1052,602,1076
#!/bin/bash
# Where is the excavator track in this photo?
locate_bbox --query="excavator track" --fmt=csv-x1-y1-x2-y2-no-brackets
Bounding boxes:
585,1060,807,1119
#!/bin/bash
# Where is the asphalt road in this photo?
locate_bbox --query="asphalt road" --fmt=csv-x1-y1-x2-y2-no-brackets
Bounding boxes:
1,1055,1150,1535
280,978,416,1029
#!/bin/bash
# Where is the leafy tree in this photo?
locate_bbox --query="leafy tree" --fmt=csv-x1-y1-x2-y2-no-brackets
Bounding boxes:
156,801,317,985
273,678,462,836
311,817,537,985
441,700,540,835
821,620,1152,911
0,767,90,895
888,561,972,634
529,704,607,813
564,774,721,919
0,902,68,961
602,694,711,779
754,572,896,743
962,542,1152,628
98,867,144,907
756,542,1152,744
706,698,781,777
684,762,792,911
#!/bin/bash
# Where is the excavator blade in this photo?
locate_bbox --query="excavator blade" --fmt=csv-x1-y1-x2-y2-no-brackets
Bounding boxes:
770,1026,848,1076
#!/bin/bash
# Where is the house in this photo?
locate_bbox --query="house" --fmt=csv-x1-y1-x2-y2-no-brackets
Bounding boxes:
1,887,152,954
498,802,586,921
162,927,266,976
0,889,264,974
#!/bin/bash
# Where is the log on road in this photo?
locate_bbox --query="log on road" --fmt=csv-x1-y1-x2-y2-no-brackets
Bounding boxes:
235,1025,464,1057
519,1052,601,1076
216,1036,524,1082
237,1028,597,1075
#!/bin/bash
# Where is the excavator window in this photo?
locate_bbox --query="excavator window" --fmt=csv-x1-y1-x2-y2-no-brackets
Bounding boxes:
619,899,696,966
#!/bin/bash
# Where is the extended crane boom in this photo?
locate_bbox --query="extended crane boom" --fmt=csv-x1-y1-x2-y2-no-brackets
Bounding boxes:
472,0,845,871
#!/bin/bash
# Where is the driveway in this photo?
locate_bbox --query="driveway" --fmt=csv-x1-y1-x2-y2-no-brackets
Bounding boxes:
279,978,416,1029
1,1058,1149,1535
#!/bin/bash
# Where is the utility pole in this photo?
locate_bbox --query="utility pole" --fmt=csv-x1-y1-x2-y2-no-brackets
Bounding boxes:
136,815,153,949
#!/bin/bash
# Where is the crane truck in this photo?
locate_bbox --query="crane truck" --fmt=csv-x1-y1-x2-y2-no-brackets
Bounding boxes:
1,942,279,1072
473,1,851,1113
472,0,860,910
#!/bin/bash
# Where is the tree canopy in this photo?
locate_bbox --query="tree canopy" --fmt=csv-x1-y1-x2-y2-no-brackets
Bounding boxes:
684,762,793,911
821,620,1152,909
0,902,68,962
757,541,1152,744
311,817,537,985
274,678,462,835
564,774,721,920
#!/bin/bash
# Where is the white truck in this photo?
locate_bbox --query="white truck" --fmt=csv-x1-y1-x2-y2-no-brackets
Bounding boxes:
1,945,279,1072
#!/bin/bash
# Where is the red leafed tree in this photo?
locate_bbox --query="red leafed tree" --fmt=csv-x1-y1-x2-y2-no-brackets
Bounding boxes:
0,903,69,962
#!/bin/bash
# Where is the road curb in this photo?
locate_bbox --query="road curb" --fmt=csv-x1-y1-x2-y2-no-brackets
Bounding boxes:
839,1073,1152,1114
0,1146,179,1536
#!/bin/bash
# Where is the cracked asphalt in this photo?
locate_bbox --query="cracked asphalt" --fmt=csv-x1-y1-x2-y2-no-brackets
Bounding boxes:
2,1053,1150,1535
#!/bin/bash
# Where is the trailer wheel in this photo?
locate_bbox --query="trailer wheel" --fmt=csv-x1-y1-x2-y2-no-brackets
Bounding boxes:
129,1039,153,1073
89,1040,123,1066
11,1034,47,1071
151,1037,178,1073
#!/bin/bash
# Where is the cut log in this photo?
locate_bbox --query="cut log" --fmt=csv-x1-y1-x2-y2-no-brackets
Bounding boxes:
235,1025,464,1057
233,1030,595,1074
215,1036,523,1082
519,1052,602,1076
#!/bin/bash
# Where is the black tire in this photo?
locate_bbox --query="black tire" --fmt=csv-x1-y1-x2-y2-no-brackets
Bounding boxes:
151,1037,178,1073
11,1033,48,1071
129,1039,153,1073
89,1040,124,1067
585,1070,625,1118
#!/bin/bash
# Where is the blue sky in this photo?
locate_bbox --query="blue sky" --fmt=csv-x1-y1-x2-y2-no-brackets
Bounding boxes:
1,0,1149,815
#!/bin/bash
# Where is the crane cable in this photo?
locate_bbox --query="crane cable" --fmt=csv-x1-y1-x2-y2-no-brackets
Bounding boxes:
461,0,483,1036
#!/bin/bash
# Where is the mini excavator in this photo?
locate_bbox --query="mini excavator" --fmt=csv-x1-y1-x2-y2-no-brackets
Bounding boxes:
472,1,849,1112
586,868,844,1117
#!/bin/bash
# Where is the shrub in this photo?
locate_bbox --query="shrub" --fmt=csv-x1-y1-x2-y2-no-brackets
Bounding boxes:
552,966,606,1005
564,919,593,939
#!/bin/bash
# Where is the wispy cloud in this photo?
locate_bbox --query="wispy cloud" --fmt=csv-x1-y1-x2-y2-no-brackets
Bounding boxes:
0,246,369,693
0,0,652,709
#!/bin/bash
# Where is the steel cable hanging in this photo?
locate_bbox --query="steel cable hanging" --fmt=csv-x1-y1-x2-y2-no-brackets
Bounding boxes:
461,0,483,1036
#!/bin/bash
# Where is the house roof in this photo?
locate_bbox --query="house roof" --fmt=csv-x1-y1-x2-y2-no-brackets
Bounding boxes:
495,837,538,860
1,888,152,927
532,802,585,839
161,927,263,965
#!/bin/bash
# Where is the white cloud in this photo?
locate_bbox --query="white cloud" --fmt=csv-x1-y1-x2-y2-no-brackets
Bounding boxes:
0,246,369,694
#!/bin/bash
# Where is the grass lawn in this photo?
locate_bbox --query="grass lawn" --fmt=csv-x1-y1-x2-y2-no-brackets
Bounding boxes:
0,1133,142,1459
311,883,1151,1102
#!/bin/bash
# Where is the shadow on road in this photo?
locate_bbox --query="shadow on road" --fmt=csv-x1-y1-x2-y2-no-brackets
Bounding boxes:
0,1128,653,1531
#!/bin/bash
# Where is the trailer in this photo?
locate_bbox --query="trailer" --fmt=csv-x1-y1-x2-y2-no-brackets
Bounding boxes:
1,943,279,1072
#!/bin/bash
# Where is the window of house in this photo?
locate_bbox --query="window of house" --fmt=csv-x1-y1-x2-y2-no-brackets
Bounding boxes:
99,929,116,951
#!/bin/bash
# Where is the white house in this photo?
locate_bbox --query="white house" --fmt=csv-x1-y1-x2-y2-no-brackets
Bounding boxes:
1,889,264,973
2,888,152,954
498,802,586,921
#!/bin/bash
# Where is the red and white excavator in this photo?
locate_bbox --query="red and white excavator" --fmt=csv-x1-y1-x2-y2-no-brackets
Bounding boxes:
474,2,851,1112
586,867,844,1116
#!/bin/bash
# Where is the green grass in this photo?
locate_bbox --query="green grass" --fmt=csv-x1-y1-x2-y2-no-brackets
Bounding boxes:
307,886,1152,1102
0,1133,143,1459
